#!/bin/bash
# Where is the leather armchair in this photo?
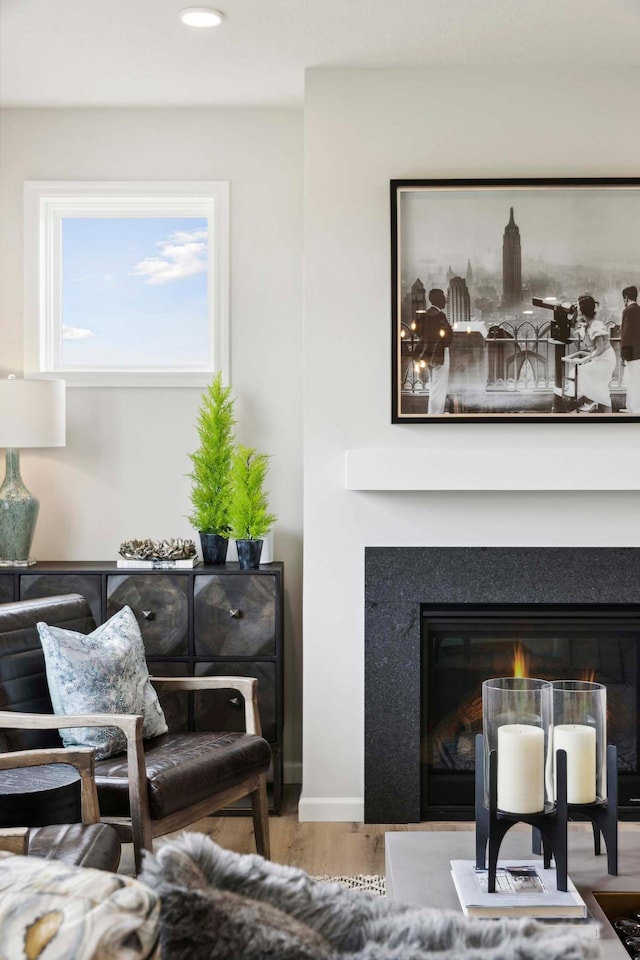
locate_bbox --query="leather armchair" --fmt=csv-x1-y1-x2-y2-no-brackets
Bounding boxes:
0,745,121,871
0,594,271,873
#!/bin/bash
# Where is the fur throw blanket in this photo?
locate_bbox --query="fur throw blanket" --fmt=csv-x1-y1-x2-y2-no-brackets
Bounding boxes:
140,833,600,960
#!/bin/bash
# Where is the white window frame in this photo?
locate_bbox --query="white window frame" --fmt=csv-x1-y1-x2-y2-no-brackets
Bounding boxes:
24,181,230,387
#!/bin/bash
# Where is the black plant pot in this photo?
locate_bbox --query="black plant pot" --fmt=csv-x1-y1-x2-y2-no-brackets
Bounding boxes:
236,539,263,570
199,532,229,565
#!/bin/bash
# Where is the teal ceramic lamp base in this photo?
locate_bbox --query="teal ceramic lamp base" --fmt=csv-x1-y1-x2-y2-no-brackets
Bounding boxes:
0,449,39,566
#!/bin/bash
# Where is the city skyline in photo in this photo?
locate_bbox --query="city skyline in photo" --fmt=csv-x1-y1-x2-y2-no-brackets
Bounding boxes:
399,187,640,293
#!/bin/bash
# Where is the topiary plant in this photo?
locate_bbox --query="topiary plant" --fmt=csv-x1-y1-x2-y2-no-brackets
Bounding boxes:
187,372,236,536
228,445,277,541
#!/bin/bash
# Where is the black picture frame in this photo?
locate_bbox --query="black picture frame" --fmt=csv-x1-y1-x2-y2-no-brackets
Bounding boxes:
391,178,640,423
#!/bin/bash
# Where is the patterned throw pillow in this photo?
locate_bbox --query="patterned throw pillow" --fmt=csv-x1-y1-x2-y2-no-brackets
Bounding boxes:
0,852,160,960
37,605,168,759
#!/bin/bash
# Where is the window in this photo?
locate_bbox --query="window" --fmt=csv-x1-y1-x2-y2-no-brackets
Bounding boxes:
24,182,229,386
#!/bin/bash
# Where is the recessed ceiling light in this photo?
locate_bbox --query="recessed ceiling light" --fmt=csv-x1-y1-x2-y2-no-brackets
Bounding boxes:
180,7,224,27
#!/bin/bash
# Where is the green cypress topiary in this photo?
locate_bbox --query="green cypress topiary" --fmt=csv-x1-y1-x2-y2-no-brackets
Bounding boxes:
187,372,236,536
229,445,277,541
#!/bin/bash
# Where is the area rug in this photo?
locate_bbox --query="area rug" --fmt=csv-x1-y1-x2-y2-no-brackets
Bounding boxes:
314,875,386,897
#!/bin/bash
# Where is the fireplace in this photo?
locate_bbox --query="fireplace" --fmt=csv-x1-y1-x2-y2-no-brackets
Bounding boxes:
364,548,640,823
423,604,638,818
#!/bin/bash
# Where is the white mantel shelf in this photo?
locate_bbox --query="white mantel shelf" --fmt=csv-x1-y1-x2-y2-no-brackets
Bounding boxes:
345,448,640,491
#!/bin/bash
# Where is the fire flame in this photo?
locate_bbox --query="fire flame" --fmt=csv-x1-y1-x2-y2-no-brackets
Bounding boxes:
512,643,529,678
509,648,595,683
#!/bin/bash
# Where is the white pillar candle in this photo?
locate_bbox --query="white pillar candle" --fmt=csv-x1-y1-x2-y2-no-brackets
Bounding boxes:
554,724,597,804
497,724,545,814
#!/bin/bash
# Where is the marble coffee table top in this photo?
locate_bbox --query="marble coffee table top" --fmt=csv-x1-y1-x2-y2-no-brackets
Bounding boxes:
385,827,640,959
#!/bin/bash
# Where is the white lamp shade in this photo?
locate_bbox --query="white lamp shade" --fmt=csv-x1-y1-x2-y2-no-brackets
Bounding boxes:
0,378,66,448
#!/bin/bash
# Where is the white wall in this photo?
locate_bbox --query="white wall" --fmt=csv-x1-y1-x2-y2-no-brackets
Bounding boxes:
0,107,303,779
300,67,640,820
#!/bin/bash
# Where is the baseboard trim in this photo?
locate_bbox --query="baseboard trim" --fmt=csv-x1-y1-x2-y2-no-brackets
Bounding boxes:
298,796,364,822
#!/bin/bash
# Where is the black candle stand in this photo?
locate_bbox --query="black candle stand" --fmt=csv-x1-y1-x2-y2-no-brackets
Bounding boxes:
475,734,618,894
475,733,569,892
531,743,618,877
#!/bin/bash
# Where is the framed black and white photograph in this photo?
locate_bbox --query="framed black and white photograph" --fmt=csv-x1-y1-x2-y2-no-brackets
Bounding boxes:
391,178,640,423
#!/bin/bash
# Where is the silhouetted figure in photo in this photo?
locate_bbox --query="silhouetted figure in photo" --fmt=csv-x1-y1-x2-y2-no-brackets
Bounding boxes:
621,285,640,413
416,288,453,415
572,294,615,413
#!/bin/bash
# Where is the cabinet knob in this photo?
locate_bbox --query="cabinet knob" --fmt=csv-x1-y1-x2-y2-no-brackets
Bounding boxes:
229,608,241,619
141,610,155,621
228,697,242,708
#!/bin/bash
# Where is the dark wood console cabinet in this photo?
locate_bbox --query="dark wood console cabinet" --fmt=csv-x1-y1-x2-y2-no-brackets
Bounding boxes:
0,561,284,814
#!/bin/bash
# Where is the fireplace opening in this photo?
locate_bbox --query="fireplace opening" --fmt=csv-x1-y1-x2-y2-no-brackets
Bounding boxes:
421,604,640,820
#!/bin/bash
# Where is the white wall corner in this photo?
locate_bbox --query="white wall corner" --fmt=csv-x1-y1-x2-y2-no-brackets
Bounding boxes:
297,796,364,822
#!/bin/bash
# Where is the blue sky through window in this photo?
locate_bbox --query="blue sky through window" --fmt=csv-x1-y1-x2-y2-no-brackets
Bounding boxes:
61,216,210,368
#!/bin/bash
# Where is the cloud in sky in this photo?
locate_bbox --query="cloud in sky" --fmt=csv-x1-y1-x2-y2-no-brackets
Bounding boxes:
130,228,208,286
63,324,94,340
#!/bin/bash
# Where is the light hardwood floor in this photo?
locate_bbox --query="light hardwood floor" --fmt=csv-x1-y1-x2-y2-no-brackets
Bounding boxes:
199,787,474,875
122,785,640,877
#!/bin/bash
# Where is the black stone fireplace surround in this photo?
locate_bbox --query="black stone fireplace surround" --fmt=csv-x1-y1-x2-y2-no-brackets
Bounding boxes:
364,547,640,823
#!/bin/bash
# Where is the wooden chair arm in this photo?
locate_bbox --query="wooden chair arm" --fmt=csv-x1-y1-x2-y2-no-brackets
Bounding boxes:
150,676,263,736
0,710,142,741
0,827,29,856
0,711,149,854
0,746,101,823
0,746,94,771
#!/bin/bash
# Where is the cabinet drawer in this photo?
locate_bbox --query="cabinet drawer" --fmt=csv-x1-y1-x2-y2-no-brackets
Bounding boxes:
107,575,188,656
194,661,276,742
194,575,276,656
19,574,102,623
0,577,14,603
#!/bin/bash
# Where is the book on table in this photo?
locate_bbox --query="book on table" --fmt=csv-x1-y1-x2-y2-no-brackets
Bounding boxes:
450,860,587,919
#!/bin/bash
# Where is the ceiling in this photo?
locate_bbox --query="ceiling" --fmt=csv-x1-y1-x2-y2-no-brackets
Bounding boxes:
1,0,640,108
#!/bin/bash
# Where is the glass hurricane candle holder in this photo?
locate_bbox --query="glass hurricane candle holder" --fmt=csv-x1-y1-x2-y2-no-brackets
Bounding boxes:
552,680,606,805
482,677,552,815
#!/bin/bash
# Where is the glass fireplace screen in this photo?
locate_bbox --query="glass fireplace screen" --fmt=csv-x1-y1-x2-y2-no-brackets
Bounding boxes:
421,605,640,818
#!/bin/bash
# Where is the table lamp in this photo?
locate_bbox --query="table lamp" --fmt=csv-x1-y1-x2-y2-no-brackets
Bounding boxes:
0,375,66,565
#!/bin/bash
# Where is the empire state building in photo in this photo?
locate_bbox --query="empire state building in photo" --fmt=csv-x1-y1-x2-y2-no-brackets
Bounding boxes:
502,207,523,310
